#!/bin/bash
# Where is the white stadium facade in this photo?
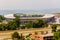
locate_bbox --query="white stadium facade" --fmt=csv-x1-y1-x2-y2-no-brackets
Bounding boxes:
4,14,55,25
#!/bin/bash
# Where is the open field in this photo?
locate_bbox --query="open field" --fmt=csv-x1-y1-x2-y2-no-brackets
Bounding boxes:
0,26,60,39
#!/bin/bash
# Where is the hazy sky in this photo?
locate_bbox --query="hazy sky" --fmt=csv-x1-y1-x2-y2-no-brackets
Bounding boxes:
0,0,60,10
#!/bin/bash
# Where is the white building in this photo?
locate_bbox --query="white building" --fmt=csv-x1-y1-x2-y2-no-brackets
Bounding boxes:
4,14,55,24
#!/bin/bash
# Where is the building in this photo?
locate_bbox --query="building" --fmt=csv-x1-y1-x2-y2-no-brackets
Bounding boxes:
30,33,53,40
4,14,55,25
53,13,60,24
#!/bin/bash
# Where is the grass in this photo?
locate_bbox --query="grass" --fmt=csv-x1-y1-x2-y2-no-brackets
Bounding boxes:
0,26,60,39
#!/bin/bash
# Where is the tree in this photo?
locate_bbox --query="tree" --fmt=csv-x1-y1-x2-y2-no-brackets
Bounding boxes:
20,33,25,40
24,20,48,28
6,16,20,30
0,15,5,22
51,24,57,32
6,21,18,30
32,15,43,17
0,16,20,30
33,20,48,28
0,23,7,31
26,33,32,40
13,16,20,29
12,32,20,40
53,30,60,40
24,21,33,28
0,24,2,31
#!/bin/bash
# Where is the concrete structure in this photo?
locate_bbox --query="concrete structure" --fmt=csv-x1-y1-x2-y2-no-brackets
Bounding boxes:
4,14,55,25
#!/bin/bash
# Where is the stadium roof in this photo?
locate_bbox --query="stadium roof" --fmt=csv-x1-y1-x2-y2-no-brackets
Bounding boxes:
4,14,15,19
42,14,54,18
4,14,54,19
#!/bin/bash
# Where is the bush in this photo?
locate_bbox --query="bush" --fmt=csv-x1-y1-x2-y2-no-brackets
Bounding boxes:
21,26,25,29
12,32,20,40
51,24,57,32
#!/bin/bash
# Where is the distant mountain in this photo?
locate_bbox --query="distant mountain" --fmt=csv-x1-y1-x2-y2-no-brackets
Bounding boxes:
0,9,60,15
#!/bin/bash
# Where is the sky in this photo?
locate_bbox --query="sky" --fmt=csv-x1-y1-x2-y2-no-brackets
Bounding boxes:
0,0,60,10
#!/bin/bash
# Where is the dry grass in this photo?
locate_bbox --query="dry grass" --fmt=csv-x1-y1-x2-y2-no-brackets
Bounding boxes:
0,26,60,39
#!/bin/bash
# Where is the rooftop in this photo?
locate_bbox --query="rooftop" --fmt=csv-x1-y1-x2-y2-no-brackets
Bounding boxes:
30,33,53,40
4,14,15,19
4,14,55,19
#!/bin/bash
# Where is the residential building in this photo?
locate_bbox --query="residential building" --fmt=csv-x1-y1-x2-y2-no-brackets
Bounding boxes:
30,33,53,40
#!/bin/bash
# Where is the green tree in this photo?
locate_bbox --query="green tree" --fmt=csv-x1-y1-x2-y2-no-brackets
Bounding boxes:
24,20,48,28
12,32,20,40
21,25,25,29
0,15,5,22
53,30,60,40
6,21,17,30
20,33,25,40
26,33,32,40
0,24,2,31
13,16,20,29
51,24,57,32
0,23,7,31
33,20,48,28
6,16,20,30
24,21,33,28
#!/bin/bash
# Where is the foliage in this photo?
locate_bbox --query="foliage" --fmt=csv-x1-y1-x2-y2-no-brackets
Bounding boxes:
13,16,20,29
21,25,25,29
53,30,60,40
0,16,20,31
0,18,48,31
14,14,20,17
51,24,57,32
33,20,48,28
23,19,48,28
0,23,7,31
6,16,20,30
12,32,25,40
6,21,17,30
0,15,5,22
26,37,31,40
32,15,44,17
24,21,33,28
20,33,25,40
50,24,60,26
26,33,32,40
12,32,20,40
